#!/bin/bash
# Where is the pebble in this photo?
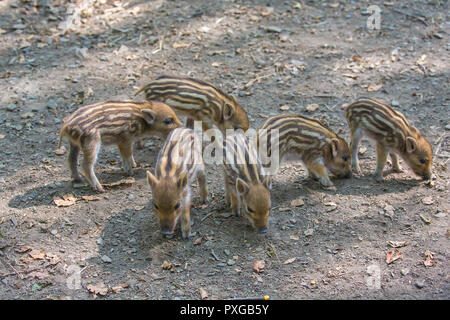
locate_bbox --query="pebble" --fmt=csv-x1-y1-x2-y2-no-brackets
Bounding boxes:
445,124,450,131
227,259,236,266
415,281,424,289
401,268,410,276
6,104,17,111
47,99,57,110
304,228,314,237
391,100,400,107
266,26,282,33
50,229,58,236
96,238,104,245
101,255,112,263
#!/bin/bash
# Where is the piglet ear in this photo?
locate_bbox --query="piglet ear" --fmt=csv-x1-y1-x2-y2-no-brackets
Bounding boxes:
223,102,234,120
141,108,156,125
406,137,417,154
331,138,339,158
146,171,158,188
236,177,249,195
177,172,188,189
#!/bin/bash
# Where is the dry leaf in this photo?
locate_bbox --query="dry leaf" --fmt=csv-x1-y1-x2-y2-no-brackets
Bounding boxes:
29,249,45,260
161,260,173,270
45,252,61,265
387,241,407,248
422,196,434,205
111,283,129,293
0,134,5,140
193,237,202,245
172,42,190,49
279,105,290,111
279,207,291,212
422,250,435,267
289,235,299,241
368,83,383,92
283,257,296,265
87,282,109,296
306,103,319,112
253,260,265,273
358,146,367,155
103,177,135,189
81,195,101,201
386,249,403,264
329,2,340,8
211,62,222,67
53,146,67,156
54,194,77,207
290,199,304,207
199,287,208,299
15,245,33,253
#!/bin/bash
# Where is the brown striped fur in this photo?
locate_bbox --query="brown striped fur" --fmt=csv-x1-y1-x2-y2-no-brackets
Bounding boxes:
58,101,182,192
136,75,249,133
147,127,207,239
345,98,432,180
257,114,351,187
222,133,271,233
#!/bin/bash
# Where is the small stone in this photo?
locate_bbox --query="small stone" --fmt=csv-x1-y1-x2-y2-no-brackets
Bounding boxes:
415,281,424,289
391,100,400,107
445,124,450,131
224,249,230,256
401,268,410,276
101,255,112,263
50,229,58,236
266,26,282,33
97,238,104,245
361,9,370,16
304,228,314,237
227,259,236,266
20,112,34,119
47,99,57,110
6,104,17,111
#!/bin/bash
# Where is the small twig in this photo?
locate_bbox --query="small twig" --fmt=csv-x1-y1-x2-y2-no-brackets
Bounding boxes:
392,8,428,26
200,212,213,222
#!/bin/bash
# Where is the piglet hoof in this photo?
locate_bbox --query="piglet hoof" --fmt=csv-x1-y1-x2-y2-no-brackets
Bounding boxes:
93,185,105,193
374,173,385,183
182,231,195,240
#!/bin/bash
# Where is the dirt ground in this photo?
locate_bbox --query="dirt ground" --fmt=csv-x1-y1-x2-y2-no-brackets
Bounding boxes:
0,0,449,300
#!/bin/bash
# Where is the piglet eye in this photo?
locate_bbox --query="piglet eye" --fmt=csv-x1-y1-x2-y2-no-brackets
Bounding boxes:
419,158,427,164
174,202,181,210
154,203,159,210
247,206,255,213
342,156,349,162
163,118,174,125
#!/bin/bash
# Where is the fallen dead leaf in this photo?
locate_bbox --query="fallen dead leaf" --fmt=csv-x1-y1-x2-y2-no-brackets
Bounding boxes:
29,249,45,260
54,194,77,207
279,105,290,111
199,287,208,299
283,257,296,265
53,146,66,156
290,199,304,207
87,282,109,296
103,177,135,189
161,260,173,270
422,250,435,267
279,207,291,212
193,237,202,245
386,249,403,264
253,260,265,273
387,241,407,248
111,283,129,293
81,195,101,201
289,235,299,241
45,252,61,265
306,103,319,112
172,42,190,49
15,245,33,253
368,83,383,92
358,146,367,155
